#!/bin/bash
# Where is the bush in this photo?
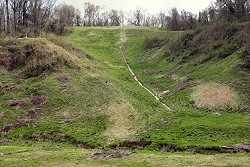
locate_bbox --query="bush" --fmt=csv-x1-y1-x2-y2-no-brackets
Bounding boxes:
145,35,168,49
167,22,250,64
241,47,250,69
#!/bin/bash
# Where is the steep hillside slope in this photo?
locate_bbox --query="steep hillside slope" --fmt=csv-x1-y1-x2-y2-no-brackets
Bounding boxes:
65,26,249,148
0,33,167,148
0,26,249,150
124,23,250,111
122,25,249,147
0,38,112,146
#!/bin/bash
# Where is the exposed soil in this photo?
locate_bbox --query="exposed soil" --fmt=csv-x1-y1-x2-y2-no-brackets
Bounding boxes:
174,78,196,93
7,95,47,107
1,83,20,92
159,143,250,154
29,131,93,149
27,108,43,118
224,144,250,153
91,150,133,159
0,119,32,136
116,141,250,154
31,95,47,106
119,140,152,149
55,75,70,82
1,94,47,136
8,98,30,107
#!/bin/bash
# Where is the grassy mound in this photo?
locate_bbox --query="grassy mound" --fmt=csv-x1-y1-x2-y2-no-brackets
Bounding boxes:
0,38,80,78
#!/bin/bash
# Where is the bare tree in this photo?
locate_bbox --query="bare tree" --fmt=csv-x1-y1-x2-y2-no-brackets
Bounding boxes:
166,8,180,31
0,2,5,33
128,8,143,26
215,0,250,21
5,0,9,33
84,2,100,26
159,10,167,27
109,9,120,26
55,3,76,26
75,9,81,26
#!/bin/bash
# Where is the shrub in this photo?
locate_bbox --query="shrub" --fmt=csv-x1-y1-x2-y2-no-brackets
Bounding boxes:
145,35,168,49
167,22,250,64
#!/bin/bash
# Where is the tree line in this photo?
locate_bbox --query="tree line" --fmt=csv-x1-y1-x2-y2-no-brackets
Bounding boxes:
0,0,250,36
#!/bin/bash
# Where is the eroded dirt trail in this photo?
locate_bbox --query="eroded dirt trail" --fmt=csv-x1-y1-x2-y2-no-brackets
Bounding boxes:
118,30,171,111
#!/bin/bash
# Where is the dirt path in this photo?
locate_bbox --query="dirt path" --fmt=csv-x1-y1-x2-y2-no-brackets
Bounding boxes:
118,30,171,111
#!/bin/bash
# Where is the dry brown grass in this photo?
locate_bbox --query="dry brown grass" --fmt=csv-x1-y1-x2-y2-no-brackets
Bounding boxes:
0,38,80,78
194,83,240,110
103,100,141,142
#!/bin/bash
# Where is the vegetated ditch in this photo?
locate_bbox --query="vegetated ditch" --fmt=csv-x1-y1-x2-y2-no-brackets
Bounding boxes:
3,131,249,154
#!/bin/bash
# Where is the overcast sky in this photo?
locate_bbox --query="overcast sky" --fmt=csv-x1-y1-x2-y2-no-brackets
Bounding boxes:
57,0,216,15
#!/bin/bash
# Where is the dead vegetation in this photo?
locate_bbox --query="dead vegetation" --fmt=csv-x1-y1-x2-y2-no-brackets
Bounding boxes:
119,140,152,149
174,78,197,93
103,101,141,142
167,22,250,66
241,46,250,70
91,150,133,159
44,33,94,60
31,95,47,106
0,93,47,136
1,83,20,93
8,98,30,107
194,83,240,110
55,75,70,82
0,119,32,136
0,38,79,78
29,131,93,148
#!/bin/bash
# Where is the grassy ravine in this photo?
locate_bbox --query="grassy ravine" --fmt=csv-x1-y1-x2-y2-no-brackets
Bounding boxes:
0,26,249,166
65,26,249,148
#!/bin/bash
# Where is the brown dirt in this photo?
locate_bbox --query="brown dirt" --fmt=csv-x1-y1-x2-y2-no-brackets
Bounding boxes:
31,95,47,106
7,95,47,107
175,78,196,93
0,119,32,136
1,94,47,136
55,75,70,82
29,132,93,149
228,144,250,153
91,150,133,159
28,108,43,118
119,140,152,149
1,83,19,92
194,83,240,110
8,98,30,107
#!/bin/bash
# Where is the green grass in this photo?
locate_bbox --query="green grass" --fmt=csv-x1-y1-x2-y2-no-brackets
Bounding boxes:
0,26,249,153
122,27,250,147
0,143,249,167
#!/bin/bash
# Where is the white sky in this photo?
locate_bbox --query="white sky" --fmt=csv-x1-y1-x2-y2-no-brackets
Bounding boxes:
57,0,216,15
